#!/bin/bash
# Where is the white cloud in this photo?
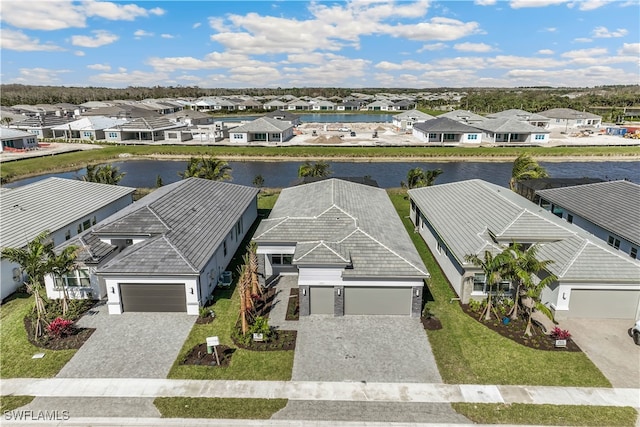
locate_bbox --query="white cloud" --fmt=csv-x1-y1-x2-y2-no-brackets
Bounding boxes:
8,68,71,85
454,42,494,52
134,29,154,37
506,65,638,86
88,70,171,87
374,60,431,71
543,27,557,32
87,63,111,71
488,55,566,68
383,18,482,41
161,34,175,39
538,49,554,54
418,43,447,52
561,47,608,58
572,0,614,10
0,29,64,51
0,1,164,30
592,26,628,38
74,50,85,56
192,22,202,29
573,37,592,43
71,30,119,47
510,0,568,8
474,0,497,5
118,67,127,73
619,43,640,56
208,17,228,32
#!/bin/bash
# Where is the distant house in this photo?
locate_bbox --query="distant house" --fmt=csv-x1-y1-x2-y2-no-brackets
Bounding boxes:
264,110,302,126
228,117,294,144
164,110,216,126
254,179,428,317
311,100,336,111
50,116,127,141
439,109,486,125
409,179,640,320
263,100,288,110
10,116,71,138
287,99,311,111
104,117,188,142
486,109,549,128
514,177,604,204
44,179,259,314
1,178,135,301
412,117,482,145
336,100,362,111
364,100,394,111
392,109,435,131
0,128,38,151
80,105,161,120
391,99,416,111
472,118,550,145
536,180,640,261
539,108,602,129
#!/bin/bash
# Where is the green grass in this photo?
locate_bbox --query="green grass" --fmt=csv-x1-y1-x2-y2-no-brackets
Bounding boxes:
452,403,638,426
0,395,35,412
0,294,78,378
154,397,288,419
3,145,639,183
387,189,611,387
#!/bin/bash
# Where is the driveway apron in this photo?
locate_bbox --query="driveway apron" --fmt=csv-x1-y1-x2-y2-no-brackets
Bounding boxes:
56,303,195,379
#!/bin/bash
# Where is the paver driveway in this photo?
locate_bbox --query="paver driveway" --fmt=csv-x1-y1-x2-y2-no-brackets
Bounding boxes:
292,315,442,383
56,302,195,378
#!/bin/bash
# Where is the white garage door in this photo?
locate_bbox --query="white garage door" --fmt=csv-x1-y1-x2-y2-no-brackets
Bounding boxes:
309,286,334,315
344,287,411,315
568,289,640,319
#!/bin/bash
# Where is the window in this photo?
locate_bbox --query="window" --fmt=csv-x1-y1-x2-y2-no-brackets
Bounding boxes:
473,274,511,294
223,240,227,257
235,219,243,238
437,241,444,254
608,236,621,250
83,131,92,137
567,214,573,224
270,133,280,140
92,216,97,225
108,132,118,138
54,269,90,288
467,134,478,140
535,134,546,140
65,230,71,240
428,133,437,139
272,254,293,265
82,219,91,231
630,247,637,260
443,133,456,140
167,132,177,139
233,133,243,139
253,133,267,141
473,274,485,292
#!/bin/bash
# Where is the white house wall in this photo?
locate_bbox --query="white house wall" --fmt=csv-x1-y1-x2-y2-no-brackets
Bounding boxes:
256,245,296,277
44,266,103,301
104,276,199,315
1,259,24,300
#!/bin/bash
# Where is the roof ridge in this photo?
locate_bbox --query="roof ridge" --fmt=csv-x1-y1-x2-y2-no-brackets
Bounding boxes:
319,241,350,262
353,228,428,276
145,205,172,231
162,235,199,273
558,238,588,278
253,217,290,239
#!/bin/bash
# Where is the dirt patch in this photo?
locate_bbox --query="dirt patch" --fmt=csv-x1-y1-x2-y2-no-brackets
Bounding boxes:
195,314,215,325
461,304,581,352
421,316,442,330
180,343,235,367
24,317,95,351
233,329,298,352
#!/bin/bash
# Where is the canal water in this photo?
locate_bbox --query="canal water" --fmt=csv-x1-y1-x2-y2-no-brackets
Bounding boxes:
6,159,638,189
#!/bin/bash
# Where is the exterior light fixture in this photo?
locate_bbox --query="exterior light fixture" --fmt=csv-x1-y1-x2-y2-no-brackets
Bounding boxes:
111,287,115,294
337,288,341,296
415,289,420,297
190,287,194,295
302,288,306,296
562,292,567,300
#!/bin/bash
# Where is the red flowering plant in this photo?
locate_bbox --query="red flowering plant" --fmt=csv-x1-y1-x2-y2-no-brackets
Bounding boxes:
46,317,75,338
551,326,571,340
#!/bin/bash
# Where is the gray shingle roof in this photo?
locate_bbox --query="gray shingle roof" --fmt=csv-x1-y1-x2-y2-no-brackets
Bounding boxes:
230,117,293,133
413,117,481,133
111,117,185,131
95,178,259,275
409,180,640,283
254,179,428,278
538,108,601,120
486,109,549,121
472,118,550,134
394,109,435,121
1,178,135,249
536,180,640,246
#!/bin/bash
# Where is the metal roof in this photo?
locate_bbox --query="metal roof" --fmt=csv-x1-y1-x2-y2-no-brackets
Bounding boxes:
538,108,601,120
472,117,550,134
537,180,640,246
1,178,135,249
409,180,640,283
254,179,428,278
50,116,127,131
486,109,549,121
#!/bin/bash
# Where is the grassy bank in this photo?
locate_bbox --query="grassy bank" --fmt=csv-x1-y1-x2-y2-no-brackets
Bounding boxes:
2,145,639,183
154,397,288,419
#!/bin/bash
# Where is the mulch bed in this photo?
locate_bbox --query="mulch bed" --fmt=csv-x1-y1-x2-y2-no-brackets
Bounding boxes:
460,304,582,352
233,330,298,352
421,316,442,330
285,288,299,321
24,317,95,351
181,343,235,367
254,286,277,318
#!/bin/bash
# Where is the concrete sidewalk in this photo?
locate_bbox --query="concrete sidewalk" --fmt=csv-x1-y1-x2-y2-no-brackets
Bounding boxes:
2,378,639,408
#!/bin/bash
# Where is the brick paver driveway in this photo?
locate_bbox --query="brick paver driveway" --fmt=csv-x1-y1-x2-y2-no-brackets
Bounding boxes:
56,302,195,378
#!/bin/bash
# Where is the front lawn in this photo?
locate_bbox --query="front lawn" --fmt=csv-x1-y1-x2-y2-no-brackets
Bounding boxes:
0,294,78,378
154,397,288,419
388,189,611,387
0,396,35,412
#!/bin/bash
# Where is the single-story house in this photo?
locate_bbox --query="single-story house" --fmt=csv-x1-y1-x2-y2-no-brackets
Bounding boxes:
336,100,362,111
287,99,311,111
80,105,161,119
311,100,336,111
228,117,294,144
104,117,188,142
364,100,395,111
10,116,72,138
408,179,640,320
438,109,486,125
264,110,302,126
263,100,288,110
165,110,216,126
45,178,259,314
412,117,482,145
253,178,429,317
471,118,550,145
2,178,135,301
392,109,435,131
391,99,417,111
0,128,39,151
486,109,550,128
539,108,602,129
536,180,640,261
50,116,127,141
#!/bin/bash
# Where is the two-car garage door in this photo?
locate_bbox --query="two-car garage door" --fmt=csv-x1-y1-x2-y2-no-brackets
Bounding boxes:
309,286,412,315
568,289,640,319
120,283,186,312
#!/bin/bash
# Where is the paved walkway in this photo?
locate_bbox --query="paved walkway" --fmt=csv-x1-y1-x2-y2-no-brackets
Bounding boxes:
3,378,638,408
266,276,299,331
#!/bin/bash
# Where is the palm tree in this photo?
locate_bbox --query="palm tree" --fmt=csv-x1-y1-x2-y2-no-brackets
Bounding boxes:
48,246,79,317
401,167,443,189
297,160,331,178
509,153,548,191
1,117,13,127
465,250,507,321
179,157,232,181
82,164,126,185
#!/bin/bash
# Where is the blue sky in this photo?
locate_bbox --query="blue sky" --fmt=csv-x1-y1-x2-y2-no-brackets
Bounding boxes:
1,0,638,88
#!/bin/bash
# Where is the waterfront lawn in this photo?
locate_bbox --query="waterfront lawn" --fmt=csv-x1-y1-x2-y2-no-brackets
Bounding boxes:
154,397,288,419
387,189,611,387
452,403,637,426
0,294,77,378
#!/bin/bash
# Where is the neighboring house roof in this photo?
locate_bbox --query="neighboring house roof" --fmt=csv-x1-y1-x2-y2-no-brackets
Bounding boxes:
394,109,435,121
81,105,161,119
50,116,127,131
0,128,37,140
439,109,486,123
164,110,212,121
536,180,640,246
230,117,293,133
109,117,186,132
264,110,300,122
408,180,640,283
472,118,550,134
92,179,259,275
517,177,604,193
254,179,428,278
413,117,481,133
486,109,549,121
292,176,379,187
538,108,601,120
12,116,71,128
1,177,135,250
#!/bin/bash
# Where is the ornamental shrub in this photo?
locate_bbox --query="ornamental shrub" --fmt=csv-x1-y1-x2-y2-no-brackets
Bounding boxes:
551,326,571,340
47,317,74,338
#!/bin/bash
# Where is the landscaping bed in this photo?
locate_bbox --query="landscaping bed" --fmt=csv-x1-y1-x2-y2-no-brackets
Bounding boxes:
285,288,299,321
421,316,442,330
461,304,581,352
24,317,94,350
232,329,297,352
181,343,235,367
